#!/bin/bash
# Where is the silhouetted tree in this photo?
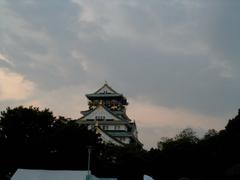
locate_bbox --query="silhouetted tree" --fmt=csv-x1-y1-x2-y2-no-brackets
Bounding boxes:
0,106,102,177
225,109,240,133
203,129,218,140
151,110,240,180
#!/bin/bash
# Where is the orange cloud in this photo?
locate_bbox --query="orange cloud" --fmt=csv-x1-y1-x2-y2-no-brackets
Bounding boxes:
0,68,35,101
128,99,225,129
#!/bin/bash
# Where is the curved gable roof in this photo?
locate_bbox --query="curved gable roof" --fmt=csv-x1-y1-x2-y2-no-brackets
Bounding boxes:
95,83,118,94
80,105,123,121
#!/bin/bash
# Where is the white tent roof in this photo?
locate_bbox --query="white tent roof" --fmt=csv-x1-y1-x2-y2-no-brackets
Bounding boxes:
12,169,117,180
12,169,88,180
12,169,152,180
144,175,154,180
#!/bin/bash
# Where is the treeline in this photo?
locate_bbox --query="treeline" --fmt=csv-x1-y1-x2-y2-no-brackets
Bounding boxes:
1,106,240,180
145,109,240,180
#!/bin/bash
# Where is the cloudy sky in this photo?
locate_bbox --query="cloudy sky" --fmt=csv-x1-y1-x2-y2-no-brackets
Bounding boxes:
0,0,240,149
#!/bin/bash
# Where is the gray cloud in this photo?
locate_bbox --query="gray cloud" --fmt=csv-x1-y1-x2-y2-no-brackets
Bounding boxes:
1,0,240,147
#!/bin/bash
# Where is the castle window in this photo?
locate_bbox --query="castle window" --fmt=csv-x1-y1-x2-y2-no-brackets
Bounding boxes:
95,116,105,120
102,125,108,130
115,125,121,130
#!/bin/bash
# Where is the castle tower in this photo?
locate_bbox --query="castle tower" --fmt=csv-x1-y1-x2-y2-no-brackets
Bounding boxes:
77,82,141,146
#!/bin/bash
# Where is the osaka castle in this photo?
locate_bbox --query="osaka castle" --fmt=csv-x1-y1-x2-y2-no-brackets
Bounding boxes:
77,82,141,146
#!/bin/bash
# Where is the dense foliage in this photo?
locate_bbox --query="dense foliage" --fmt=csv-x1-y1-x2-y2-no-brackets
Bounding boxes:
0,106,101,179
1,106,240,179
147,110,240,180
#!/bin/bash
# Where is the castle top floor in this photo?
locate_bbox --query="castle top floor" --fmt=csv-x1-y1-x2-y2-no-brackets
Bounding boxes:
86,82,128,107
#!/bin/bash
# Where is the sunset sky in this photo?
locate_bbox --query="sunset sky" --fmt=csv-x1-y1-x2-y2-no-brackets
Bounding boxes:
0,0,240,149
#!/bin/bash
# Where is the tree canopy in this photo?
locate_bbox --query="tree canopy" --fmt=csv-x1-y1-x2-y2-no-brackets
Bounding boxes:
0,106,101,170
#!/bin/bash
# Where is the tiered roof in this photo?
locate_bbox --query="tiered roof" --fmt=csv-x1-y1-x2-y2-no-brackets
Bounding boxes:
86,83,128,105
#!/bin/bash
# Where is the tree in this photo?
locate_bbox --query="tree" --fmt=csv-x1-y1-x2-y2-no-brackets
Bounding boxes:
203,129,218,140
0,106,102,171
152,110,240,180
0,106,56,179
174,128,199,144
157,137,174,150
0,106,54,145
225,109,240,133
